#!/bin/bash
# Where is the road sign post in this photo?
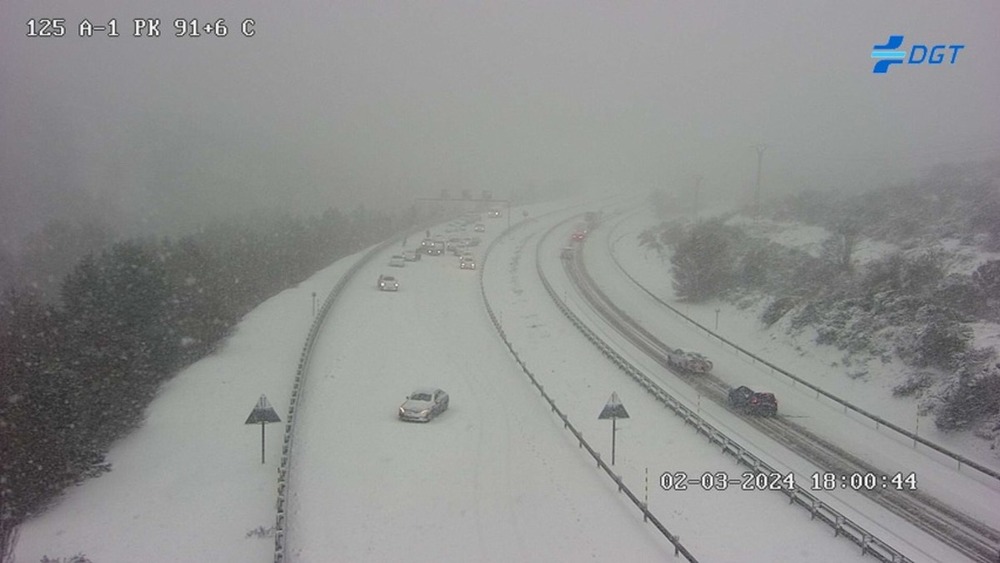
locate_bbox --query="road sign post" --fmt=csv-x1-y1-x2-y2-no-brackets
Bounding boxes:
598,392,630,465
245,394,281,464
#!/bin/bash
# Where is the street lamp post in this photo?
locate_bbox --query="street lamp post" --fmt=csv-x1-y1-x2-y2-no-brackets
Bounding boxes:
753,144,767,222
694,175,703,219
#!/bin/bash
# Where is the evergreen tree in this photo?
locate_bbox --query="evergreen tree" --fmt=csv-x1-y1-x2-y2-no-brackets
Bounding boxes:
670,220,735,301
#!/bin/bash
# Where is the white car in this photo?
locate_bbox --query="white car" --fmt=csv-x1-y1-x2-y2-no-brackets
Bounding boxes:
474,223,486,232
460,256,476,270
389,255,405,267
399,388,449,422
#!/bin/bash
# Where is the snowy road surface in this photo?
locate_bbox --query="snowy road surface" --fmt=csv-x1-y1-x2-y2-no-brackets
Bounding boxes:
286,205,672,561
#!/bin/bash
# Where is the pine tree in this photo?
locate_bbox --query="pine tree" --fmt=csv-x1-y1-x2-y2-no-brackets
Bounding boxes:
670,220,735,301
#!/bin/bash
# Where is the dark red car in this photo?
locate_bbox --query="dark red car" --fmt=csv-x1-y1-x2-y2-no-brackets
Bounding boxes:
728,386,778,416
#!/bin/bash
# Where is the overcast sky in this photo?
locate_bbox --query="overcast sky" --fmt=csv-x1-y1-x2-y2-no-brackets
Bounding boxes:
2,1,998,242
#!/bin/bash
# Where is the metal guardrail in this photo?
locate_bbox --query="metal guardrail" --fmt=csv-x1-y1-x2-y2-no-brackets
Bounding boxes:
540,216,915,563
273,235,405,563
478,214,700,562
603,215,1000,484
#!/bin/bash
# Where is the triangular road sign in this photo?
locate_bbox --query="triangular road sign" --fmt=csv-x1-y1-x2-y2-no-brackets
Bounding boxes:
598,392,630,419
245,394,282,424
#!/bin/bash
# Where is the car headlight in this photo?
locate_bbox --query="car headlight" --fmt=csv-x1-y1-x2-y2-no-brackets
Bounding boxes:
420,409,431,416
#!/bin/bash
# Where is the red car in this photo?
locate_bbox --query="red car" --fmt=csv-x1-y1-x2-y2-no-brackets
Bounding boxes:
728,386,778,416
571,231,586,241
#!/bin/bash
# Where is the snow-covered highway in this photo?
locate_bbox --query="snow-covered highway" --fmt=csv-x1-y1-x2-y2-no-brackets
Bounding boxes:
285,202,671,561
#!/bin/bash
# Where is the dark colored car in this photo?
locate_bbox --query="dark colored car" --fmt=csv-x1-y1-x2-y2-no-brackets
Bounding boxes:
728,385,778,416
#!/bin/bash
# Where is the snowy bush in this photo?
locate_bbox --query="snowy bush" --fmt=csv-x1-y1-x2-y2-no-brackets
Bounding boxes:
973,413,1000,451
974,260,1000,301
894,314,970,370
246,525,275,539
892,371,935,397
933,273,985,322
936,368,1000,431
761,297,796,327
40,554,93,563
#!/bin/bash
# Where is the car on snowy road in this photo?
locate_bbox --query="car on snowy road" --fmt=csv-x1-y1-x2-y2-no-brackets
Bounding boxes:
727,385,777,416
398,388,449,422
377,275,399,292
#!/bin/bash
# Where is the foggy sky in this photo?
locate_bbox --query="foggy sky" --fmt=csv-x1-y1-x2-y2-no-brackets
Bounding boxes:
2,1,998,243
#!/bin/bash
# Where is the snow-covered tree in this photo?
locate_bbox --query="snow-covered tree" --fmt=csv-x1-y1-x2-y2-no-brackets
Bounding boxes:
670,220,736,301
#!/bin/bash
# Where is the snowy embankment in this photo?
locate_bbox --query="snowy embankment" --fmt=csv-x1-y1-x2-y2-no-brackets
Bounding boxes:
14,247,369,562
613,207,1000,468
590,206,1000,561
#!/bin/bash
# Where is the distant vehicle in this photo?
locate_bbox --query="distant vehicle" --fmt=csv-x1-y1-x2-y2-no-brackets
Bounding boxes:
467,236,481,247
666,349,713,374
728,386,778,416
560,247,574,260
403,250,420,262
423,239,445,255
399,388,449,422
474,223,486,232
389,255,406,267
460,256,476,270
377,275,399,292
571,231,586,241
488,208,502,218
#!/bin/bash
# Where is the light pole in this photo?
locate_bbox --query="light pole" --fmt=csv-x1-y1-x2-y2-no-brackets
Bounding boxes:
753,144,767,222
715,308,720,331
694,175,703,219
312,292,317,318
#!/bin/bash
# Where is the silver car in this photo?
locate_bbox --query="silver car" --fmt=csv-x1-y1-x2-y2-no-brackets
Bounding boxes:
398,388,449,422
